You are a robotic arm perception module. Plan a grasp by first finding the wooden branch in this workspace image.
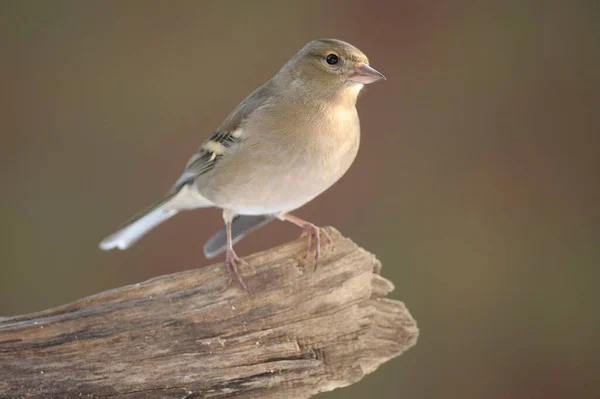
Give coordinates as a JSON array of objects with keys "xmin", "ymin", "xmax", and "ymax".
[{"xmin": 0, "ymin": 228, "xmax": 418, "ymax": 398}]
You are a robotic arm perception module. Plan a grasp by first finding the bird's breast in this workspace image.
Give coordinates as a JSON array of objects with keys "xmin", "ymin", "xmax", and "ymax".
[{"xmin": 198, "ymin": 103, "xmax": 361, "ymax": 215}]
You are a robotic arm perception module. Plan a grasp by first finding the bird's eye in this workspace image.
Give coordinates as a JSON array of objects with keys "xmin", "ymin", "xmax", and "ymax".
[{"xmin": 326, "ymin": 54, "xmax": 339, "ymax": 65}]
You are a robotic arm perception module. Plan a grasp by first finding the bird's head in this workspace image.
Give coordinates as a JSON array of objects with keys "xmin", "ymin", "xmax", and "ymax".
[{"xmin": 281, "ymin": 39, "xmax": 385, "ymax": 96}]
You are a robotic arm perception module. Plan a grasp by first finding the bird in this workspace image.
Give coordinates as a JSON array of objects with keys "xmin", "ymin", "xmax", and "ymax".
[{"xmin": 99, "ymin": 38, "xmax": 385, "ymax": 292}]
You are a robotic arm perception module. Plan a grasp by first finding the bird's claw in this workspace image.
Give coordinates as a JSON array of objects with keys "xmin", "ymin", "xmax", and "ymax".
[
  {"xmin": 301, "ymin": 224, "xmax": 334, "ymax": 270},
  {"xmin": 225, "ymin": 248, "xmax": 253, "ymax": 295}
]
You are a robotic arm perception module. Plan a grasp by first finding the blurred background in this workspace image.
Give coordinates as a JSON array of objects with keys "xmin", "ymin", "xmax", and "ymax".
[{"xmin": 1, "ymin": 1, "xmax": 599, "ymax": 398}]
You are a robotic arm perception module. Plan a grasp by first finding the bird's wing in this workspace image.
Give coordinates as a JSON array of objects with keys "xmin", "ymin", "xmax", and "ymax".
[{"xmin": 170, "ymin": 80, "xmax": 275, "ymax": 192}]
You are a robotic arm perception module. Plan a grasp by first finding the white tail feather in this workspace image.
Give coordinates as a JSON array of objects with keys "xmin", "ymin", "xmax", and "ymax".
[
  {"xmin": 99, "ymin": 185, "xmax": 213, "ymax": 251},
  {"xmin": 99, "ymin": 207, "xmax": 177, "ymax": 250}
]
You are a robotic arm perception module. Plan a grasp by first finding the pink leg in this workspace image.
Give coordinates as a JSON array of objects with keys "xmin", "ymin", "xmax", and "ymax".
[
  {"xmin": 279, "ymin": 213, "xmax": 333, "ymax": 270},
  {"xmin": 223, "ymin": 210, "xmax": 252, "ymax": 294}
]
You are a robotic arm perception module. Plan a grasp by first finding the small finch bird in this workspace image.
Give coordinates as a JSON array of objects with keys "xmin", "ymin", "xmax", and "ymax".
[{"xmin": 99, "ymin": 38, "xmax": 385, "ymax": 292}]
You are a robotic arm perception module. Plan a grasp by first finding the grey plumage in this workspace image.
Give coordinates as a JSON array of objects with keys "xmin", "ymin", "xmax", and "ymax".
[
  {"xmin": 99, "ymin": 195, "xmax": 178, "ymax": 251},
  {"xmin": 203, "ymin": 215, "xmax": 274, "ymax": 259}
]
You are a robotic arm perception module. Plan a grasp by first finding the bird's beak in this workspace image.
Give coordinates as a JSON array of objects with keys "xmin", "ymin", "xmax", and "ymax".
[{"xmin": 350, "ymin": 63, "xmax": 386, "ymax": 84}]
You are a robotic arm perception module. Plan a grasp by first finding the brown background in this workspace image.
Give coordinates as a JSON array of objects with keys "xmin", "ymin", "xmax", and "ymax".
[{"xmin": 1, "ymin": 1, "xmax": 599, "ymax": 398}]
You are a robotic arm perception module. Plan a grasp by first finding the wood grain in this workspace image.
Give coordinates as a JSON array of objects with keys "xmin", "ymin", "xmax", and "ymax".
[{"xmin": 0, "ymin": 228, "xmax": 418, "ymax": 398}]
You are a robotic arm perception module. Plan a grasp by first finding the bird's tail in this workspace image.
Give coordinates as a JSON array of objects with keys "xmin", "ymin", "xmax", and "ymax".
[
  {"xmin": 203, "ymin": 214, "xmax": 275, "ymax": 258},
  {"xmin": 99, "ymin": 185, "xmax": 211, "ymax": 251},
  {"xmin": 99, "ymin": 196, "xmax": 178, "ymax": 251}
]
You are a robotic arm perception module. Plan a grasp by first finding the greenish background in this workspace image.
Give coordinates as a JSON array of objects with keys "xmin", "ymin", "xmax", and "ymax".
[{"xmin": 1, "ymin": 1, "xmax": 598, "ymax": 398}]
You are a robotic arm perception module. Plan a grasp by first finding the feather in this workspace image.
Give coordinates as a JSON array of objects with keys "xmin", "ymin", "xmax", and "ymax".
[{"xmin": 203, "ymin": 214, "xmax": 274, "ymax": 258}]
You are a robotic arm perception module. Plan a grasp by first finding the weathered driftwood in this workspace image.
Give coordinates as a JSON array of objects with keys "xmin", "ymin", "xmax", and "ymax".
[{"xmin": 0, "ymin": 228, "xmax": 418, "ymax": 398}]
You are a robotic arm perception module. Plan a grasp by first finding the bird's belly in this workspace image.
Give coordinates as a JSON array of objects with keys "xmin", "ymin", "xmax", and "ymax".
[
  {"xmin": 203, "ymin": 132, "xmax": 359, "ymax": 215},
  {"xmin": 229, "ymin": 178, "xmax": 321, "ymax": 215},
  {"xmin": 219, "ymin": 159, "xmax": 344, "ymax": 215}
]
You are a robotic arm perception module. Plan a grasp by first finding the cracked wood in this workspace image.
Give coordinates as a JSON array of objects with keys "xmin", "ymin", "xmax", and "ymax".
[{"xmin": 0, "ymin": 228, "xmax": 418, "ymax": 398}]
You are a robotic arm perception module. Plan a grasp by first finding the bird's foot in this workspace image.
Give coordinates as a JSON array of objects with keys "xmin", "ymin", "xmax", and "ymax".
[
  {"xmin": 300, "ymin": 223, "xmax": 334, "ymax": 271},
  {"xmin": 225, "ymin": 248, "xmax": 253, "ymax": 295}
]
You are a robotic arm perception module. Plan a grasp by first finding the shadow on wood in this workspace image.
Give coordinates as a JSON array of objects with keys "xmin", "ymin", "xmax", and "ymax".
[{"xmin": 0, "ymin": 228, "xmax": 418, "ymax": 398}]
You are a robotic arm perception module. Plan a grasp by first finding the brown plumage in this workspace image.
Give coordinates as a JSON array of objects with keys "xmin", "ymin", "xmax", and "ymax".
[{"xmin": 99, "ymin": 38, "xmax": 385, "ymax": 292}]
